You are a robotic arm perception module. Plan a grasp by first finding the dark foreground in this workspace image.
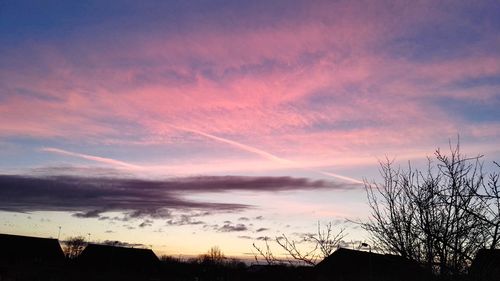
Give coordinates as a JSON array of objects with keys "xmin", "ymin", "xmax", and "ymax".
[
  {"xmin": 1, "ymin": 260, "xmax": 315, "ymax": 281},
  {"xmin": 1, "ymin": 232, "xmax": 498, "ymax": 281}
]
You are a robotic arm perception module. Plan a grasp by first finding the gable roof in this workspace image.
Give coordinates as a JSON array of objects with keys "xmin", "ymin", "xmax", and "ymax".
[
  {"xmin": 469, "ymin": 249, "xmax": 500, "ymax": 281},
  {"xmin": 0, "ymin": 233, "xmax": 65, "ymax": 264},
  {"xmin": 315, "ymin": 248, "xmax": 430, "ymax": 281},
  {"xmin": 78, "ymin": 243, "xmax": 159, "ymax": 271}
]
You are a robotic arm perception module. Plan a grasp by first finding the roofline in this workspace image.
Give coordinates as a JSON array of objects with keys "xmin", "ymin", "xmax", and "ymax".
[{"xmin": 0, "ymin": 232, "xmax": 59, "ymax": 241}]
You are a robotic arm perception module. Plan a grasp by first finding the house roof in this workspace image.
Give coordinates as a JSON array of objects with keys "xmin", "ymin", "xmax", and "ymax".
[
  {"xmin": 315, "ymin": 248, "xmax": 429, "ymax": 281},
  {"xmin": 471, "ymin": 248, "xmax": 500, "ymax": 266},
  {"xmin": 0, "ymin": 233, "xmax": 65, "ymax": 263},
  {"xmin": 78, "ymin": 243, "xmax": 159, "ymax": 271},
  {"xmin": 469, "ymin": 249, "xmax": 500, "ymax": 281}
]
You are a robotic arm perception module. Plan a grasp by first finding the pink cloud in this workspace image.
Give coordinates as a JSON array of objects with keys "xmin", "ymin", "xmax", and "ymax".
[{"xmin": 1, "ymin": 1, "xmax": 499, "ymax": 176}]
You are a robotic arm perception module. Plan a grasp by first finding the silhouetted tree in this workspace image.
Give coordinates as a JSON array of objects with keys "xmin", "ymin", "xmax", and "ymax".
[
  {"xmin": 160, "ymin": 255, "xmax": 183, "ymax": 263},
  {"xmin": 63, "ymin": 236, "xmax": 86, "ymax": 259},
  {"xmin": 253, "ymin": 221, "xmax": 346, "ymax": 265},
  {"xmin": 199, "ymin": 246, "xmax": 225, "ymax": 265},
  {"xmin": 253, "ymin": 237, "xmax": 280, "ymax": 265},
  {"xmin": 361, "ymin": 140, "xmax": 500, "ymax": 279},
  {"xmin": 468, "ymin": 161, "xmax": 500, "ymax": 249}
]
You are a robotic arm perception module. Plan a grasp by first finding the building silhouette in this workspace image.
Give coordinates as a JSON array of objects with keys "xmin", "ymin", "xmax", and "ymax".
[
  {"xmin": 0, "ymin": 233, "xmax": 65, "ymax": 266},
  {"xmin": 78, "ymin": 243, "xmax": 160, "ymax": 273},
  {"xmin": 0, "ymin": 233, "xmax": 65, "ymax": 280},
  {"xmin": 315, "ymin": 248, "xmax": 431, "ymax": 281},
  {"xmin": 469, "ymin": 249, "xmax": 500, "ymax": 281}
]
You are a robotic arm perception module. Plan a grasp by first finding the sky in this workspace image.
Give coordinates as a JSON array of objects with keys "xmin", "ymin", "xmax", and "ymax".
[{"xmin": 1, "ymin": 0, "xmax": 500, "ymax": 259}]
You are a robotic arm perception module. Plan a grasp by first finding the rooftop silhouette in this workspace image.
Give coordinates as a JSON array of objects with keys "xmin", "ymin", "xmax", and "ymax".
[
  {"xmin": 469, "ymin": 249, "xmax": 500, "ymax": 281},
  {"xmin": 0, "ymin": 233, "xmax": 64, "ymax": 265},
  {"xmin": 78, "ymin": 243, "xmax": 160, "ymax": 273},
  {"xmin": 315, "ymin": 248, "xmax": 431, "ymax": 281}
]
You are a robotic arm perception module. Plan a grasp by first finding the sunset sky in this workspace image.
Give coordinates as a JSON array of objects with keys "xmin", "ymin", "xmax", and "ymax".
[{"xmin": 1, "ymin": 1, "xmax": 500, "ymax": 259}]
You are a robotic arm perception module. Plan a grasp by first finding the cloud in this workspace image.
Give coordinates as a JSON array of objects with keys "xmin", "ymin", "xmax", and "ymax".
[
  {"xmin": 0, "ymin": 174, "xmax": 349, "ymax": 217},
  {"xmin": 73, "ymin": 209, "xmax": 103, "ymax": 218},
  {"xmin": 166, "ymin": 214, "xmax": 206, "ymax": 226},
  {"xmin": 0, "ymin": 1, "xmax": 499, "ymax": 189},
  {"xmin": 256, "ymin": 236, "xmax": 270, "ymax": 241},
  {"xmin": 256, "ymin": 228, "xmax": 269, "ymax": 233},
  {"xmin": 138, "ymin": 219, "xmax": 153, "ymax": 228},
  {"xmin": 101, "ymin": 240, "xmax": 145, "ymax": 248},
  {"xmin": 237, "ymin": 235, "xmax": 275, "ymax": 240},
  {"xmin": 217, "ymin": 223, "xmax": 248, "ymax": 232}
]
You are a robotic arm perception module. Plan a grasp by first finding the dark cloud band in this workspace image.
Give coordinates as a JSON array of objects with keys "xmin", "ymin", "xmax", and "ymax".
[{"xmin": 0, "ymin": 174, "xmax": 351, "ymax": 217}]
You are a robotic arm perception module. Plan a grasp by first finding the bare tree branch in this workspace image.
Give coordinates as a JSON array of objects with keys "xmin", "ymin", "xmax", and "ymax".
[
  {"xmin": 360, "ymin": 139, "xmax": 499, "ymax": 278},
  {"xmin": 252, "ymin": 222, "xmax": 346, "ymax": 266}
]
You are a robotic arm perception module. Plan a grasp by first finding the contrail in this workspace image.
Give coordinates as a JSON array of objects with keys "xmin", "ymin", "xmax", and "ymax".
[
  {"xmin": 41, "ymin": 147, "xmax": 143, "ymax": 170},
  {"xmin": 317, "ymin": 171, "xmax": 363, "ymax": 184},
  {"xmin": 42, "ymin": 131, "xmax": 364, "ymax": 184},
  {"xmin": 170, "ymin": 126, "xmax": 363, "ymax": 184},
  {"xmin": 171, "ymin": 126, "xmax": 292, "ymax": 165}
]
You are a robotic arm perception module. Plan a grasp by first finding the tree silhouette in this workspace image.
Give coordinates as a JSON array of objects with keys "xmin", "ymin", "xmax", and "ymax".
[
  {"xmin": 361, "ymin": 140, "xmax": 500, "ymax": 279},
  {"xmin": 63, "ymin": 236, "xmax": 86, "ymax": 259},
  {"xmin": 199, "ymin": 246, "xmax": 225, "ymax": 265},
  {"xmin": 253, "ymin": 221, "xmax": 346, "ymax": 265}
]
